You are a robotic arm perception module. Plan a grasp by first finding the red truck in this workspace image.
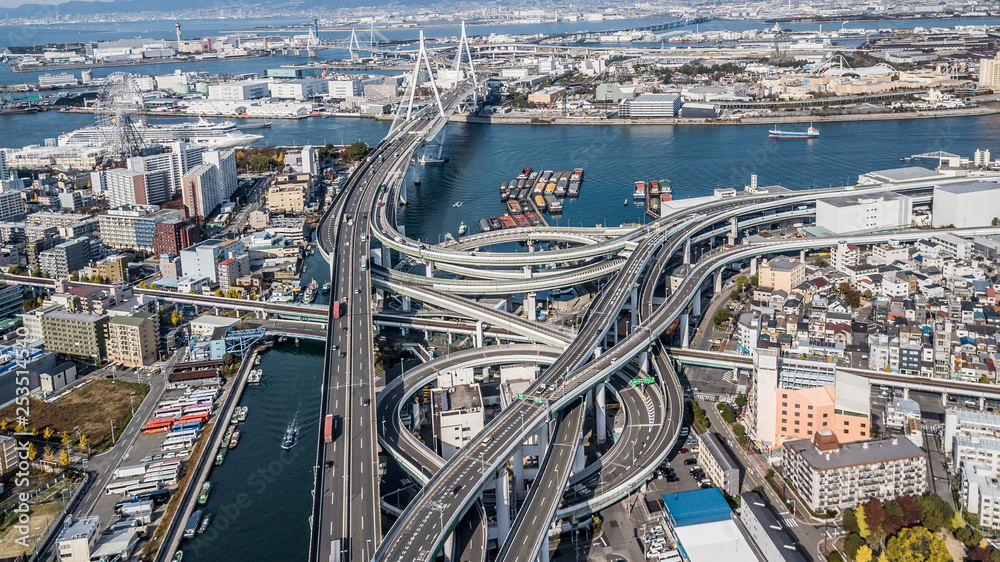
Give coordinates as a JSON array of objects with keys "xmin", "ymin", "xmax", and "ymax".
[
  {"xmin": 332, "ymin": 301, "xmax": 342, "ymax": 319},
  {"xmin": 324, "ymin": 414, "xmax": 335, "ymax": 443}
]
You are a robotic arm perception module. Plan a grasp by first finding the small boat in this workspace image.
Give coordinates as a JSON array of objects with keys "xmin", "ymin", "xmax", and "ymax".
[
  {"xmin": 237, "ymin": 406, "xmax": 248, "ymax": 422},
  {"xmin": 321, "ymin": 282, "xmax": 331, "ymax": 294},
  {"xmin": 197, "ymin": 481, "xmax": 211, "ymax": 505},
  {"xmin": 624, "ymin": 199, "xmax": 628, "ymax": 206},
  {"xmin": 222, "ymin": 425, "xmax": 235, "ymax": 447},
  {"xmin": 230, "ymin": 412, "xmax": 240, "ymax": 425},
  {"xmin": 229, "ymin": 429, "xmax": 241, "ymax": 449},
  {"xmin": 458, "ymin": 221, "xmax": 468, "ymax": 235},
  {"xmin": 769, "ymin": 125, "xmax": 819, "ymax": 138},
  {"xmin": 173, "ymin": 552, "xmax": 184, "ymax": 562},
  {"xmin": 197, "ymin": 513, "xmax": 212, "ymax": 534},
  {"xmin": 215, "ymin": 448, "xmax": 227, "ymax": 466},
  {"xmin": 453, "ymin": 201, "xmax": 463, "ymax": 208},
  {"xmin": 183, "ymin": 511, "xmax": 201, "ymax": 538},
  {"xmin": 254, "ymin": 356, "xmax": 260, "ymax": 366},
  {"xmin": 282, "ymin": 425, "xmax": 297, "ymax": 450}
]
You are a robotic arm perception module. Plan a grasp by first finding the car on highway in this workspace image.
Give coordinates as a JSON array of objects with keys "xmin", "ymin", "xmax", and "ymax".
[
  {"xmin": 339, "ymin": 351, "xmax": 346, "ymax": 358},
  {"xmin": 354, "ymin": 287, "xmax": 361, "ymax": 294},
  {"xmin": 450, "ymin": 485, "xmax": 462, "ymax": 495},
  {"xmin": 342, "ymin": 327, "xmax": 348, "ymax": 332}
]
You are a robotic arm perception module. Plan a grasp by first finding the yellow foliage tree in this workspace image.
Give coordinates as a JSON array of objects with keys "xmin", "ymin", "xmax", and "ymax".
[
  {"xmin": 876, "ymin": 552, "xmax": 888, "ymax": 562},
  {"xmin": 855, "ymin": 544, "xmax": 873, "ymax": 562},
  {"xmin": 60, "ymin": 431, "xmax": 71, "ymax": 446},
  {"xmin": 884, "ymin": 526, "xmax": 951, "ymax": 562},
  {"xmin": 27, "ymin": 442, "xmax": 37, "ymax": 461},
  {"xmin": 59, "ymin": 449, "xmax": 70, "ymax": 466},
  {"xmin": 856, "ymin": 504, "xmax": 870, "ymax": 539},
  {"xmin": 42, "ymin": 427, "xmax": 54, "ymax": 440},
  {"xmin": 80, "ymin": 434, "xmax": 89, "ymax": 450},
  {"xmin": 42, "ymin": 446, "xmax": 55, "ymax": 463},
  {"xmin": 0, "ymin": 420, "xmax": 7, "ymax": 432}
]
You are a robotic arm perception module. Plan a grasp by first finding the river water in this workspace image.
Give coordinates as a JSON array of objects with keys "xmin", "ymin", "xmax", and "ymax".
[{"xmin": 182, "ymin": 341, "xmax": 324, "ymax": 562}]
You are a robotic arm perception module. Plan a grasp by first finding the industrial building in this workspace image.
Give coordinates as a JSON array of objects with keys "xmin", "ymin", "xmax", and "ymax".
[
  {"xmin": 814, "ymin": 191, "xmax": 913, "ymax": 234},
  {"xmin": 932, "ymin": 180, "xmax": 1000, "ymax": 228},
  {"xmin": 737, "ymin": 492, "xmax": 810, "ymax": 562},
  {"xmin": 661, "ymin": 489, "xmax": 764, "ymax": 562},
  {"xmin": 696, "ymin": 432, "xmax": 741, "ymax": 496},
  {"xmin": 618, "ymin": 93, "xmax": 681, "ymax": 117}
]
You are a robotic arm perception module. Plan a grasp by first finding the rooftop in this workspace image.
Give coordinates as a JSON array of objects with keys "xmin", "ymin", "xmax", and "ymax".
[
  {"xmin": 673, "ymin": 519, "xmax": 764, "ymax": 562},
  {"xmin": 818, "ymin": 191, "xmax": 910, "ymax": 208},
  {"xmin": 865, "ymin": 166, "xmax": 944, "ymax": 182},
  {"xmin": 934, "ymin": 180, "xmax": 1000, "ymax": 195},
  {"xmin": 662, "ymin": 488, "xmax": 732, "ymax": 527},
  {"xmin": 785, "ymin": 434, "xmax": 925, "ymax": 470},
  {"xmin": 109, "ymin": 311, "xmax": 154, "ymax": 327},
  {"xmin": 738, "ymin": 492, "xmax": 810, "ymax": 562},
  {"xmin": 56, "ymin": 515, "xmax": 98, "ymax": 542}
]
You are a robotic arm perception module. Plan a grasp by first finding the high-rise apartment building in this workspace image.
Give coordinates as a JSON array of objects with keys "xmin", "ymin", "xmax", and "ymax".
[{"xmin": 107, "ymin": 311, "xmax": 158, "ymax": 367}]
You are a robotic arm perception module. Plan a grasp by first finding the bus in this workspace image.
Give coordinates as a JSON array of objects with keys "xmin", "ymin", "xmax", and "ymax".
[
  {"xmin": 166, "ymin": 429, "xmax": 199, "ymax": 440},
  {"xmin": 173, "ymin": 421, "xmax": 203, "ymax": 432},
  {"xmin": 154, "ymin": 406, "xmax": 182, "ymax": 417},
  {"xmin": 132, "ymin": 488, "xmax": 170, "ymax": 505},
  {"xmin": 183, "ymin": 405, "xmax": 212, "ymax": 415},
  {"xmin": 105, "ymin": 480, "xmax": 141, "ymax": 495},
  {"xmin": 147, "ymin": 460, "xmax": 182, "ymax": 470},
  {"xmin": 123, "ymin": 482, "xmax": 162, "ymax": 497}
]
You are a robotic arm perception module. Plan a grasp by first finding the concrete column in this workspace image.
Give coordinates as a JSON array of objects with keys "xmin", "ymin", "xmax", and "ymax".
[
  {"xmin": 528, "ymin": 239, "xmax": 535, "ymax": 252},
  {"xmin": 526, "ymin": 293, "xmax": 537, "ymax": 321},
  {"xmin": 596, "ymin": 384, "xmax": 607, "ymax": 443},
  {"xmin": 573, "ymin": 437, "xmax": 585, "ymax": 474},
  {"xmin": 495, "ymin": 469, "xmax": 512, "ymax": 540},
  {"xmin": 692, "ymin": 286, "xmax": 701, "ymax": 317},
  {"xmin": 981, "ymin": 396, "xmax": 987, "ymax": 410},
  {"xmin": 727, "ymin": 232, "xmax": 736, "ymax": 245},
  {"xmin": 411, "ymin": 157, "xmax": 421, "ymax": 185},
  {"xmin": 750, "ymin": 257, "xmax": 757, "ymax": 276},
  {"xmin": 903, "ymin": 387, "xmax": 909, "ymax": 400},
  {"xmin": 613, "ymin": 321, "xmax": 618, "ymax": 345},
  {"xmin": 594, "ymin": 347, "xmax": 602, "ymax": 359},
  {"xmin": 630, "ymin": 286, "xmax": 639, "ymax": 327},
  {"xmin": 513, "ymin": 446, "xmax": 525, "ymax": 493},
  {"xmin": 426, "ymin": 260, "xmax": 435, "ymax": 278},
  {"xmin": 715, "ymin": 269, "xmax": 723, "ymax": 293},
  {"xmin": 400, "ymin": 176, "xmax": 409, "ymax": 204},
  {"xmin": 800, "ymin": 249, "xmax": 806, "ymax": 263},
  {"xmin": 443, "ymin": 535, "xmax": 454, "ymax": 562},
  {"xmin": 402, "ymin": 295, "xmax": 412, "ymax": 312},
  {"xmin": 681, "ymin": 313, "xmax": 690, "ymax": 348},
  {"xmin": 639, "ymin": 351, "xmax": 649, "ymax": 376},
  {"xmin": 730, "ymin": 216, "xmax": 738, "ymax": 239},
  {"xmin": 683, "ymin": 238, "xmax": 691, "ymax": 265},
  {"xmin": 942, "ymin": 393, "xmax": 948, "ymax": 406},
  {"xmin": 447, "ymin": 332, "xmax": 453, "ymax": 345},
  {"xmin": 475, "ymin": 321, "xmax": 484, "ymax": 348},
  {"xmin": 538, "ymin": 541, "xmax": 550, "ymax": 562}
]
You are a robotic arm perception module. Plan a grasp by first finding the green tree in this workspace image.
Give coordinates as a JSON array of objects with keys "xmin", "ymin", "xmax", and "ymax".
[
  {"xmin": 949, "ymin": 510, "xmax": 965, "ymax": 532},
  {"xmin": 345, "ymin": 141, "xmax": 370, "ymax": 162},
  {"xmin": 844, "ymin": 505, "xmax": 859, "ymax": 534},
  {"xmin": 845, "ymin": 534, "xmax": 866, "ymax": 559},
  {"xmin": 249, "ymin": 152, "xmax": 275, "ymax": 172},
  {"xmin": 749, "ymin": 273, "xmax": 759, "ymax": 287},
  {"xmin": 713, "ymin": 308, "xmax": 732, "ymax": 327},
  {"xmin": 855, "ymin": 544, "xmax": 873, "ymax": 562},
  {"xmin": 856, "ymin": 504, "xmax": 870, "ymax": 538},
  {"xmin": 30, "ymin": 267, "xmax": 42, "ymax": 277},
  {"xmin": 735, "ymin": 394, "xmax": 747, "ymax": 408},
  {"xmin": 7, "ymin": 265, "xmax": 20, "ymax": 275},
  {"xmin": 884, "ymin": 526, "xmax": 951, "ymax": 562},
  {"xmin": 717, "ymin": 402, "xmax": 736, "ymax": 423}
]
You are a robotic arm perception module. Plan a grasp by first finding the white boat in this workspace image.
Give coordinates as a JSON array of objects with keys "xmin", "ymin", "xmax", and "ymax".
[
  {"xmin": 58, "ymin": 117, "xmax": 263, "ymax": 149},
  {"xmin": 453, "ymin": 202, "xmax": 463, "ymax": 208},
  {"xmin": 458, "ymin": 221, "xmax": 468, "ymax": 235}
]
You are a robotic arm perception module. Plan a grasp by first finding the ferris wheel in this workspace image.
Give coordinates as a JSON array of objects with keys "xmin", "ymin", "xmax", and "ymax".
[{"xmin": 95, "ymin": 72, "xmax": 146, "ymax": 161}]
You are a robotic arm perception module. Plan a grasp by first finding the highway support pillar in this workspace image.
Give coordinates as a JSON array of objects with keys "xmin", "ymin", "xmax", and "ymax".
[
  {"xmin": 523, "ymin": 266, "xmax": 532, "ymax": 279},
  {"xmin": 692, "ymin": 284, "xmax": 702, "ymax": 317},
  {"xmin": 942, "ymin": 393, "xmax": 948, "ymax": 407},
  {"xmin": 526, "ymin": 293, "xmax": 537, "ymax": 321},
  {"xmin": 727, "ymin": 232, "xmax": 736, "ymax": 245},
  {"xmin": 426, "ymin": 260, "xmax": 435, "ymax": 278},
  {"xmin": 715, "ymin": 269, "xmax": 723, "ymax": 294},
  {"xmin": 475, "ymin": 321, "xmax": 484, "ymax": 347},
  {"xmin": 573, "ymin": 435, "xmax": 585, "ymax": 475},
  {"xmin": 447, "ymin": 332, "xmax": 453, "ymax": 345},
  {"xmin": 399, "ymin": 176, "xmax": 409, "ymax": 204},
  {"xmin": 683, "ymin": 238, "xmax": 691, "ymax": 265},
  {"xmin": 528, "ymin": 239, "xmax": 534, "ymax": 252},
  {"xmin": 729, "ymin": 216, "xmax": 738, "ymax": 241},
  {"xmin": 596, "ymin": 384, "xmax": 607, "ymax": 443},
  {"xmin": 513, "ymin": 447, "xmax": 525, "ymax": 495},
  {"xmin": 443, "ymin": 535, "xmax": 454, "ymax": 562},
  {"xmin": 681, "ymin": 313, "xmax": 690, "ymax": 348},
  {"xmin": 750, "ymin": 257, "xmax": 757, "ymax": 276},
  {"xmin": 630, "ymin": 286, "xmax": 639, "ymax": 328},
  {"xmin": 903, "ymin": 387, "xmax": 909, "ymax": 400},
  {"xmin": 411, "ymin": 156, "xmax": 421, "ymax": 185},
  {"xmin": 380, "ymin": 245, "xmax": 392, "ymax": 270},
  {"xmin": 495, "ymin": 469, "xmax": 512, "ymax": 541},
  {"xmin": 800, "ymin": 249, "xmax": 806, "ymax": 263},
  {"xmin": 982, "ymin": 396, "xmax": 987, "ymax": 411},
  {"xmin": 538, "ymin": 541, "xmax": 550, "ymax": 562},
  {"xmin": 402, "ymin": 295, "xmax": 412, "ymax": 312}
]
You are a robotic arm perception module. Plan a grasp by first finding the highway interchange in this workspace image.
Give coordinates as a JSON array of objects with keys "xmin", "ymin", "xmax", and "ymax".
[{"xmin": 296, "ymin": 68, "xmax": 1000, "ymax": 562}]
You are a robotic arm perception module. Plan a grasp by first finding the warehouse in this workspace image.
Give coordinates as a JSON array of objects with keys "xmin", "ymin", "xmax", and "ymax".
[
  {"xmin": 618, "ymin": 93, "xmax": 681, "ymax": 117},
  {"xmin": 932, "ymin": 180, "xmax": 1000, "ymax": 228},
  {"xmin": 815, "ymin": 191, "xmax": 912, "ymax": 234}
]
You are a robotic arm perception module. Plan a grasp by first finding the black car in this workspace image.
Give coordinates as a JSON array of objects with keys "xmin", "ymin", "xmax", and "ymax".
[
  {"xmin": 684, "ymin": 458, "xmax": 697, "ymax": 465},
  {"xmin": 667, "ymin": 476, "xmax": 680, "ymax": 482},
  {"xmin": 450, "ymin": 485, "xmax": 461, "ymax": 495}
]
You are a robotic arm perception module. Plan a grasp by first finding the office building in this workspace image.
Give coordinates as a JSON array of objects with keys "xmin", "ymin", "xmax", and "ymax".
[
  {"xmin": 783, "ymin": 431, "xmax": 928, "ymax": 512},
  {"xmin": 153, "ymin": 217, "xmax": 201, "ymax": 256},
  {"xmin": 430, "ymin": 384, "xmax": 485, "ymax": 460},
  {"xmin": 747, "ymin": 349, "xmax": 871, "ymax": 454},
  {"xmin": 944, "ymin": 409, "xmax": 1000, "ymax": 454},
  {"xmin": 39, "ymin": 236, "xmax": 91, "ymax": 279},
  {"xmin": 758, "ymin": 258, "xmax": 806, "ymax": 293},
  {"xmin": 104, "ymin": 168, "xmax": 168, "ymax": 207},
  {"xmin": 179, "ymin": 238, "xmax": 245, "ymax": 283},
  {"xmin": 202, "ymin": 148, "xmax": 238, "ymax": 200},
  {"xmin": 181, "ymin": 163, "xmax": 220, "ymax": 219},
  {"xmin": 207, "ymin": 80, "xmax": 271, "ymax": 100},
  {"xmin": 327, "ymin": 79, "xmax": 362, "ymax": 98},
  {"xmin": 738, "ymin": 492, "xmax": 810, "ymax": 562},
  {"xmin": 0, "ymin": 150, "xmax": 6, "ymax": 181},
  {"xmin": 933, "ymin": 181, "xmax": 1000, "ymax": 228},
  {"xmin": 107, "ymin": 311, "xmax": 158, "ymax": 367},
  {"xmin": 55, "ymin": 515, "xmax": 100, "ymax": 562},
  {"xmin": 815, "ymin": 192, "xmax": 913, "ymax": 234},
  {"xmin": 595, "ymin": 83, "xmax": 636, "ymax": 103},
  {"xmin": 269, "ymin": 78, "xmax": 328, "ymax": 100},
  {"xmin": 618, "ymin": 93, "xmax": 682, "ymax": 117},
  {"xmin": 40, "ymin": 310, "xmax": 109, "ymax": 361},
  {"xmin": 217, "ymin": 255, "xmax": 250, "ymax": 290},
  {"xmin": 97, "ymin": 207, "xmax": 185, "ymax": 252},
  {"xmin": 0, "ymin": 284, "xmax": 22, "ymax": 320}
]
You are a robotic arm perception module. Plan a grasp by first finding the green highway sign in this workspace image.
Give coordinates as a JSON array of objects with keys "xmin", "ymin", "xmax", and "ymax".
[
  {"xmin": 629, "ymin": 377, "xmax": 655, "ymax": 386},
  {"xmin": 532, "ymin": 397, "xmax": 544, "ymax": 403},
  {"xmin": 514, "ymin": 394, "xmax": 525, "ymax": 400}
]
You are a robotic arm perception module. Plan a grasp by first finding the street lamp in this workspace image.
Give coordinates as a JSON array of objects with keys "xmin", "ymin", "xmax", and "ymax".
[
  {"xmin": 110, "ymin": 419, "xmax": 116, "ymax": 444},
  {"xmin": 129, "ymin": 392, "xmax": 135, "ymax": 417}
]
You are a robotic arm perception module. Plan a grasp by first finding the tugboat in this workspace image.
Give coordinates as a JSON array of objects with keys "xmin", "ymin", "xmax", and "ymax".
[
  {"xmin": 214, "ymin": 448, "xmax": 227, "ymax": 466},
  {"xmin": 183, "ymin": 511, "xmax": 202, "ymax": 539},
  {"xmin": 282, "ymin": 425, "xmax": 297, "ymax": 450},
  {"xmin": 237, "ymin": 406, "xmax": 248, "ymax": 422},
  {"xmin": 303, "ymin": 279, "xmax": 318, "ymax": 304},
  {"xmin": 229, "ymin": 429, "xmax": 241, "ymax": 449},
  {"xmin": 197, "ymin": 481, "xmax": 211, "ymax": 505},
  {"xmin": 458, "ymin": 221, "xmax": 468, "ymax": 236},
  {"xmin": 321, "ymin": 282, "xmax": 331, "ymax": 294}
]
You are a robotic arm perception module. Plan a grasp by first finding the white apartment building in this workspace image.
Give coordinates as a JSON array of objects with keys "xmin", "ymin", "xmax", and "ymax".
[
  {"xmin": 104, "ymin": 168, "xmax": 168, "ymax": 207},
  {"xmin": 871, "ymin": 243, "xmax": 909, "ymax": 264},
  {"xmin": 430, "ymin": 384, "xmax": 485, "ymax": 460},
  {"xmin": 944, "ymin": 409, "xmax": 1000, "ymax": 454},
  {"xmin": 961, "ymin": 462, "xmax": 1000, "ymax": 530},
  {"xmin": 783, "ymin": 431, "xmax": 928, "ymax": 512},
  {"xmin": 202, "ymin": 148, "xmax": 237, "ymax": 200},
  {"xmin": 126, "ymin": 142, "xmax": 203, "ymax": 197},
  {"xmin": 0, "ymin": 190, "xmax": 25, "ymax": 222},
  {"xmin": 831, "ymin": 243, "xmax": 860, "ymax": 272},
  {"xmin": 181, "ymin": 163, "xmax": 220, "ymax": 219}
]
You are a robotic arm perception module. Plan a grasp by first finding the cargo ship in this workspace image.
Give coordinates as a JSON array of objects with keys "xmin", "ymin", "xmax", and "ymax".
[
  {"xmin": 633, "ymin": 181, "xmax": 646, "ymax": 200},
  {"xmin": 302, "ymin": 279, "xmax": 318, "ymax": 304},
  {"xmin": 649, "ymin": 181, "xmax": 661, "ymax": 198},
  {"xmin": 282, "ymin": 425, "xmax": 296, "ymax": 450},
  {"xmin": 507, "ymin": 200, "xmax": 523, "ymax": 214},
  {"xmin": 568, "ymin": 169, "xmax": 583, "ymax": 197},
  {"xmin": 533, "ymin": 194, "xmax": 547, "ymax": 211},
  {"xmin": 769, "ymin": 126, "xmax": 819, "ymax": 138}
]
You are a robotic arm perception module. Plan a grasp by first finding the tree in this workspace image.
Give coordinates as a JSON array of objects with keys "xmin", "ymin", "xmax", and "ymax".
[
  {"xmin": 845, "ymin": 534, "xmax": 866, "ymax": 559},
  {"xmin": 855, "ymin": 504, "xmax": 870, "ymax": 538},
  {"xmin": 249, "ymin": 152, "xmax": 275, "ymax": 172},
  {"xmin": 0, "ymin": 420, "xmax": 7, "ymax": 432},
  {"xmin": 749, "ymin": 273, "xmax": 759, "ymax": 287},
  {"xmin": 876, "ymin": 552, "xmax": 889, "ymax": 562},
  {"xmin": 59, "ymin": 449, "xmax": 70, "ymax": 466},
  {"xmin": 735, "ymin": 394, "xmax": 747, "ymax": 408},
  {"xmin": 61, "ymin": 431, "xmax": 71, "ymax": 446},
  {"xmin": 896, "ymin": 495, "xmax": 922, "ymax": 526},
  {"xmin": 864, "ymin": 498, "xmax": 886, "ymax": 538},
  {"xmin": 42, "ymin": 446, "xmax": 55, "ymax": 463},
  {"xmin": 30, "ymin": 267, "xmax": 42, "ymax": 278},
  {"xmin": 844, "ymin": 506, "xmax": 859, "ymax": 534},
  {"xmin": 226, "ymin": 288, "xmax": 239, "ymax": 299},
  {"xmin": 713, "ymin": 308, "xmax": 732, "ymax": 327},
  {"xmin": 79, "ymin": 434, "xmax": 89, "ymax": 450},
  {"xmin": 27, "ymin": 442, "xmax": 37, "ymax": 461},
  {"xmin": 345, "ymin": 141, "xmax": 370, "ymax": 162},
  {"xmin": 42, "ymin": 427, "xmax": 54, "ymax": 440},
  {"xmin": 7, "ymin": 265, "xmax": 20, "ymax": 275},
  {"xmin": 949, "ymin": 510, "xmax": 965, "ymax": 532},
  {"xmin": 171, "ymin": 310, "xmax": 182, "ymax": 326},
  {"xmin": 916, "ymin": 493, "xmax": 952, "ymax": 531},
  {"xmin": 884, "ymin": 526, "xmax": 951, "ymax": 562},
  {"xmin": 70, "ymin": 272, "xmax": 79, "ymax": 281},
  {"xmin": 717, "ymin": 402, "xmax": 737, "ymax": 423},
  {"xmin": 839, "ymin": 282, "xmax": 852, "ymax": 295},
  {"xmin": 213, "ymin": 289, "xmax": 224, "ymax": 297},
  {"xmin": 855, "ymin": 544, "xmax": 873, "ymax": 562}
]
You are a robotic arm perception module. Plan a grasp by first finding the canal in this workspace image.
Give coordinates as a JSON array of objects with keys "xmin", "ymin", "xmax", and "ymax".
[{"xmin": 182, "ymin": 341, "xmax": 324, "ymax": 562}]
